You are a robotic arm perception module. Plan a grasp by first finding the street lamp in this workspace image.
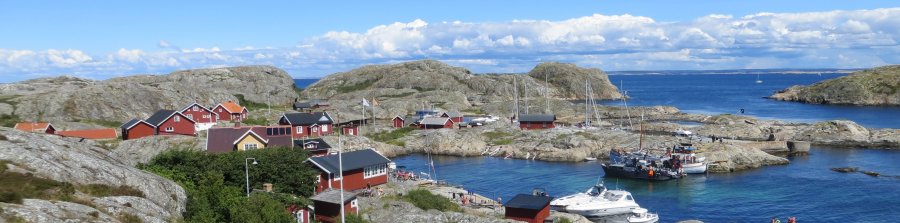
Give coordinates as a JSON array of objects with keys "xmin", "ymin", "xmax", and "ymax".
[{"xmin": 245, "ymin": 158, "xmax": 258, "ymax": 197}]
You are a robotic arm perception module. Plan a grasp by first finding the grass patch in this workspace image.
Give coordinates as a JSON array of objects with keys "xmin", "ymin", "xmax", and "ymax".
[
  {"xmin": 555, "ymin": 134, "xmax": 571, "ymax": 141},
  {"xmin": 344, "ymin": 214, "xmax": 370, "ymax": 223},
  {"xmin": 558, "ymin": 217, "xmax": 574, "ymax": 223},
  {"xmin": 234, "ymin": 94, "xmax": 271, "ymax": 111},
  {"xmin": 241, "ymin": 116, "xmax": 269, "ymax": 126},
  {"xmin": 381, "ymin": 92, "xmax": 415, "ymax": 98},
  {"xmin": 117, "ymin": 213, "xmax": 142, "ymax": 223},
  {"xmin": 0, "ymin": 114, "xmax": 21, "ymax": 128},
  {"xmin": 462, "ymin": 108, "xmax": 484, "ymax": 115},
  {"xmin": 0, "ymin": 160, "xmax": 10, "ymax": 172},
  {"xmin": 77, "ymin": 184, "xmax": 145, "ymax": 198},
  {"xmin": 337, "ymin": 79, "xmax": 376, "ymax": 94},
  {"xmin": 96, "ymin": 140, "xmax": 121, "ymax": 151},
  {"xmin": 574, "ymin": 131, "xmax": 599, "ymax": 140},
  {"xmin": 0, "ymin": 171, "xmax": 75, "ymax": 204},
  {"xmin": 482, "ymin": 131, "xmax": 515, "ymax": 145},
  {"xmin": 368, "ymin": 127, "xmax": 415, "ymax": 147},
  {"xmin": 401, "ymin": 189, "xmax": 461, "ymax": 212}
]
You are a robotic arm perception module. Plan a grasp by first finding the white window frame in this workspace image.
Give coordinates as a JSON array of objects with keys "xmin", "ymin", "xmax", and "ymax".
[
  {"xmin": 350, "ymin": 199, "xmax": 358, "ymax": 208},
  {"xmin": 333, "ymin": 173, "xmax": 341, "ymax": 181},
  {"xmin": 297, "ymin": 126, "xmax": 303, "ymax": 134},
  {"xmin": 174, "ymin": 116, "xmax": 180, "ymax": 122},
  {"xmin": 193, "ymin": 106, "xmax": 199, "ymax": 111},
  {"xmin": 186, "ymin": 114, "xmax": 193, "ymax": 120},
  {"xmin": 244, "ymin": 143, "xmax": 259, "ymax": 150},
  {"xmin": 312, "ymin": 126, "xmax": 318, "ymax": 133},
  {"xmin": 165, "ymin": 127, "xmax": 174, "ymax": 132},
  {"xmin": 364, "ymin": 163, "xmax": 387, "ymax": 179},
  {"xmin": 322, "ymin": 124, "xmax": 329, "ymax": 132}
]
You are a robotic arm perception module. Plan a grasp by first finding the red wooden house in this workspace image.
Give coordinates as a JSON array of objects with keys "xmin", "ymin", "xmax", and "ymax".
[
  {"xmin": 212, "ymin": 101, "xmax": 248, "ymax": 122},
  {"xmin": 146, "ymin": 110, "xmax": 196, "ymax": 136},
  {"xmin": 440, "ymin": 111, "xmax": 464, "ymax": 123},
  {"xmin": 14, "ymin": 122, "xmax": 56, "ymax": 134},
  {"xmin": 419, "ymin": 117, "xmax": 454, "ymax": 129},
  {"xmin": 341, "ymin": 125, "xmax": 359, "ymax": 136},
  {"xmin": 310, "ymin": 190, "xmax": 358, "ymax": 223},
  {"xmin": 279, "ymin": 112, "xmax": 334, "ymax": 138},
  {"xmin": 205, "ymin": 126, "xmax": 293, "ymax": 153},
  {"xmin": 391, "ymin": 116, "xmax": 405, "ymax": 128},
  {"xmin": 307, "ymin": 149, "xmax": 391, "ymax": 193},
  {"xmin": 504, "ymin": 194, "xmax": 552, "ymax": 223},
  {"xmin": 518, "ymin": 114, "xmax": 556, "ymax": 130},
  {"xmin": 180, "ymin": 102, "xmax": 218, "ymax": 124},
  {"xmin": 120, "ymin": 119, "xmax": 155, "ymax": 140}
]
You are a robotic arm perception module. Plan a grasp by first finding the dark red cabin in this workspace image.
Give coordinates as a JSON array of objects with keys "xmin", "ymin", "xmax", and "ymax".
[
  {"xmin": 518, "ymin": 114, "xmax": 556, "ymax": 130},
  {"xmin": 504, "ymin": 194, "xmax": 552, "ymax": 223}
]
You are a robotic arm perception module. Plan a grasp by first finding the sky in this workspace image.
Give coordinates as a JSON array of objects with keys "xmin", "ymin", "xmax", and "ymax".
[{"xmin": 1, "ymin": 0, "xmax": 899, "ymax": 82}]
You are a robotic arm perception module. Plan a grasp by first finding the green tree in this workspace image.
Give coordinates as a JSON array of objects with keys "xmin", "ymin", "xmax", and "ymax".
[{"xmin": 229, "ymin": 193, "xmax": 294, "ymax": 223}]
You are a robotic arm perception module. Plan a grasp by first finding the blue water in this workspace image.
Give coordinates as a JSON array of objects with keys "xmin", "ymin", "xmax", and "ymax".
[
  {"xmin": 294, "ymin": 79, "xmax": 319, "ymax": 89},
  {"xmin": 394, "ymin": 148, "xmax": 900, "ymax": 222},
  {"xmin": 602, "ymin": 73, "xmax": 900, "ymax": 128}
]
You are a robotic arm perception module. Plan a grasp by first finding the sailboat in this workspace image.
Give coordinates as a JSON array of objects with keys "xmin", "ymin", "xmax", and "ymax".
[{"xmin": 755, "ymin": 74, "xmax": 763, "ymax": 84}]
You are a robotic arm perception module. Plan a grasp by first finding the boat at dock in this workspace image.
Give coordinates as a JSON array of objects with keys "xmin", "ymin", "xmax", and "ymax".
[
  {"xmin": 603, "ymin": 150, "xmax": 682, "ymax": 181},
  {"xmin": 670, "ymin": 143, "xmax": 708, "ymax": 174},
  {"xmin": 626, "ymin": 208, "xmax": 659, "ymax": 223},
  {"xmin": 550, "ymin": 184, "xmax": 641, "ymax": 218}
]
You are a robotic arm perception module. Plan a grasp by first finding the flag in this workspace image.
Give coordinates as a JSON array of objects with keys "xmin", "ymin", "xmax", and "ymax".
[
  {"xmin": 372, "ymin": 98, "xmax": 379, "ymax": 106},
  {"xmin": 361, "ymin": 98, "xmax": 370, "ymax": 107}
]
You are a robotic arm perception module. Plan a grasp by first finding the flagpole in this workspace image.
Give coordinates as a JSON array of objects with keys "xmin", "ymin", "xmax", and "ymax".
[{"xmin": 338, "ymin": 134, "xmax": 345, "ymax": 222}]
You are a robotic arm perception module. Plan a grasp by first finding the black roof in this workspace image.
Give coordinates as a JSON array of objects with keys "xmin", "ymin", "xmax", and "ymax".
[
  {"xmin": 293, "ymin": 102, "xmax": 311, "ymax": 109},
  {"xmin": 518, "ymin": 114, "xmax": 556, "ymax": 122},
  {"xmin": 504, "ymin": 194, "xmax": 551, "ymax": 210},
  {"xmin": 308, "ymin": 149, "xmax": 391, "ymax": 174},
  {"xmin": 294, "ymin": 138, "xmax": 332, "ymax": 151},
  {"xmin": 146, "ymin": 110, "xmax": 178, "ymax": 126},
  {"xmin": 282, "ymin": 112, "xmax": 333, "ymax": 125},
  {"xmin": 120, "ymin": 118, "xmax": 141, "ymax": 129},
  {"xmin": 310, "ymin": 189, "xmax": 357, "ymax": 204}
]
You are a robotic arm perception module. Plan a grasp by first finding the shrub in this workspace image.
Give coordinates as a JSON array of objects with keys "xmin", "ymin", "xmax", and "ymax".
[
  {"xmin": 368, "ymin": 127, "xmax": 415, "ymax": 146},
  {"xmin": 0, "ymin": 171, "xmax": 75, "ymax": 204},
  {"xmin": 241, "ymin": 116, "xmax": 270, "ymax": 126},
  {"xmin": 343, "ymin": 214, "xmax": 370, "ymax": 223},
  {"xmin": 483, "ymin": 131, "xmax": 514, "ymax": 145},
  {"xmin": 78, "ymin": 184, "xmax": 145, "ymax": 198},
  {"xmin": 0, "ymin": 192, "xmax": 23, "ymax": 204},
  {"xmin": 402, "ymin": 189, "xmax": 461, "ymax": 212},
  {"xmin": 0, "ymin": 114, "xmax": 21, "ymax": 128},
  {"xmin": 558, "ymin": 217, "xmax": 573, "ymax": 223},
  {"xmin": 234, "ymin": 94, "xmax": 271, "ymax": 111}
]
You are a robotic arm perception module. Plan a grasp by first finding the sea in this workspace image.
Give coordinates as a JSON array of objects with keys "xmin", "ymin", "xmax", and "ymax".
[{"xmin": 295, "ymin": 71, "xmax": 900, "ymax": 222}]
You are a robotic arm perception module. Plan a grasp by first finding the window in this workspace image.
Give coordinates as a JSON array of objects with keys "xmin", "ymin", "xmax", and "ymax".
[
  {"xmin": 322, "ymin": 125, "xmax": 329, "ymax": 132},
  {"xmin": 312, "ymin": 127, "xmax": 318, "ymax": 133},
  {"xmin": 165, "ymin": 127, "xmax": 174, "ymax": 132},
  {"xmin": 174, "ymin": 116, "xmax": 180, "ymax": 122},
  {"xmin": 350, "ymin": 199, "xmax": 358, "ymax": 208},
  {"xmin": 279, "ymin": 128, "xmax": 286, "ymax": 135},
  {"xmin": 218, "ymin": 108, "xmax": 223, "ymax": 112},
  {"xmin": 364, "ymin": 163, "xmax": 387, "ymax": 178},
  {"xmin": 267, "ymin": 128, "xmax": 274, "ymax": 135},
  {"xmin": 193, "ymin": 106, "xmax": 199, "ymax": 111},
  {"xmin": 186, "ymin": 114, "xmax": 193, "ymax": 120},
  {"xmin": 297, "ymin": 126, "xmax": 303, "ymax": 134},
  {"xmin": 203, "ymin": 114, "xmax": 210, "ymax": 119},
  {"xmin": 626, "ymin": 195, "xmax": 633, "ymax": 201},
  {"xmin": 244, "ymin": 143, "xmax": 259, "ymax": 150}
]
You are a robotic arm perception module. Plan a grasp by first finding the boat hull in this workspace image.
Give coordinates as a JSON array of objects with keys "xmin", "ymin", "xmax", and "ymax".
[
  {"xmin": 602, "ymin": 164, "xmax": 680, "ymax": 181},
  {"xmin": 628, "ymin": 215, "xmax": 659, "ymax": 223},
  {"xmin": 569, "ymin": 206, "xmax": 639, "ymax": 218},
  {"xmin": 682, "ymin": 162, "xmax": 708, "ymax": 174}
]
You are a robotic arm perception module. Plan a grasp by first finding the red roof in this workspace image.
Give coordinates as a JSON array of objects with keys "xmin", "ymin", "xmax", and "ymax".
[
  {"xmin": 219, "ymin": 101, "xmax": 246, "ymax": 113},
  {"xmin": 14, "ymin": 122, "xmax": 53, "ymax": 132},
  {"xmin": 57, "ymin": 129, "xmax": 118, "ymax": 140}
]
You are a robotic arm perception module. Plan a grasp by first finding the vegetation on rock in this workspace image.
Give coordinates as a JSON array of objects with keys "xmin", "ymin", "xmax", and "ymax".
[
  {"xmin": 401, "ymin": 189, "xmax": 462, "ymax": 212},
  {"xmin": 369, "ymin": 127, "xmax": 416, "ymax": 147},
  {"xmin": 769, "ymin": 65, "xmax": 900, "ymax": 105}
]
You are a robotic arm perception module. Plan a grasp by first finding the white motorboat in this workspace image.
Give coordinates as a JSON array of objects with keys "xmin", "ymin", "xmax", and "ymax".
[
  {"xmin": 671, "ymin": 143, "xmax": 708, "ymax": 174},
  {"xmin": 550, "ymin": 184, "xmax": 609, "ymax": 211},
  {"xmin": 674, "ymin": 129, "xmax": 693, "ymax": 137},
  {"xmin": 557, "ymin": 187, "xmax": 641, "ymax": 218},
  {"xmin": 627, "ymin": 208, "xmax": 659, "ymax": 223},
  {"xmin": 584, "ymin": 157, "xmax": 597, "ymax": 161}
]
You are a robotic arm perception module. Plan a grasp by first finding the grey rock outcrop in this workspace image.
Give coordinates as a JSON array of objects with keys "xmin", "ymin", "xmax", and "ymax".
[
  {"xmin": 0, "ymin": 128, "xmax": 187, "ymax": 222},
  {"xmin": 768, "ymin": 65, "xmax": 900, "ymax": 106},
  {"xmin": 111, "ymin": 135, "xmax": 203, "ymax": 166},
  {"xmin": 0, "ymin": 65, "xmax": 298, "ymax": 124}
]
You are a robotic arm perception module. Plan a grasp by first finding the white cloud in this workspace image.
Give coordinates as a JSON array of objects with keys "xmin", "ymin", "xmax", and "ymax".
[{"xmin": 2, "ymin": 8, "xmax": 900, "ymax": 82}]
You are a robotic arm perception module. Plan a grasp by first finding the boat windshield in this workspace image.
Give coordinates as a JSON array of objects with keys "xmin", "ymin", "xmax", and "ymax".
[
  {"xmin": 603, "ymin": 193, "xmax": 623, "ymax": 201},
  {"xmin": 587, "ymin": 185, "xmax": 606, "ymax": 196}
]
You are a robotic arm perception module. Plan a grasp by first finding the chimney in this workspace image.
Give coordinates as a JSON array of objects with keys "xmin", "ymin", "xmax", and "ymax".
[{"xmin": 263, "ymin": 183, "xmax": 273, "ymax": 192}]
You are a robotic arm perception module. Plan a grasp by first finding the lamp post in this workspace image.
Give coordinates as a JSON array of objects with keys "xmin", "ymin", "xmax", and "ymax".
[{"xmin": 245, "ymin": 158, "xmax": 258, "ymax": 197}]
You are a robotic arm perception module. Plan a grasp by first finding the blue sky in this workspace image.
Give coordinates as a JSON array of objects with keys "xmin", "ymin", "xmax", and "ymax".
[{"xmin": 1, "ymin": 1, "xmax": 899, "ymax": 82}]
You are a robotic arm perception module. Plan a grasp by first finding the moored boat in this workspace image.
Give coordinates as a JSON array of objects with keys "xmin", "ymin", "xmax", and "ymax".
[
  {"xmin": 626, "ymin": 208, "xmax": 659, "ymax": 223},
  {"xmin": 603, "ymin": 150, "xmax": 682, "ymax": 181},
  {"xmin": 562, "ymin": 188, "xmax": 641, "ymax": 218},
  {"xmin": 670, "ymin": 143, "xmax": 708, "ymax": 174}
]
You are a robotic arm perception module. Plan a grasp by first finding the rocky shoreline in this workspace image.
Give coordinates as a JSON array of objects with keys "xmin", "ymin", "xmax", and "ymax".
[{"xmin": 768, "ymin": 65, "xmax": 900, "ymax": 106}]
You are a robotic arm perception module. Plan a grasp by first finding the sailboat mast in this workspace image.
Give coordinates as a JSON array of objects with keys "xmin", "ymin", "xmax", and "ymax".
[
  {"xmin": 585, "ymin": 82, "xmax": 590, "ymax": 126},
  {"xmin": 621, "ymin": 80, "xmax": 633, "ymax": 129},
  {"xmin": 545, "ymin": 72, "xmax": 550, "ymax": 114},
  {"xmin": 513, "ymin": 75, "xmax": 520, "ymax": 117}
]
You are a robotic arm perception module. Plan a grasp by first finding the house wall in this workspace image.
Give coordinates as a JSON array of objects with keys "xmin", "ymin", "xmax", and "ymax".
[
  {"xmin": 519, "ymin": 122, "xmax": 556, "ymax": 130},
  {"xmin": 45, "ymin": 126, "xmax": 56, "ymax": 134},
  {"xmin": 451, "ymin": 117, "xmax": 464, "ymax": 123},
  {"xmin": 342, "ymin": 126, "xmax": 358, "ymax": 136},
  {"xmin": 157, "ymin": 113, "xmax": 196, "ymax": 136},
  {"xmin": 235, "ymin": 134, "xmax": 266, "ymax": 151},
  {"xmin": 316, "ymin": 168, "xmax": 388, "ymax": 193},
  {"xmin": 392, "ymin": 118, "xmax": 403, "ymax": 128},
  {"xmin": 182, "ymin": 106, "xmax": 216, "ymax": 123},
  {"xmin": 313, "ymin": 200, "xmax": 358, "ymax": 223},
  {"xmin": 505, "ymin": 206, "xmax": 549, "ymax": 223},
  {"xmin": 123, "ymin": 122, "xmax": 155, "ymax": 140},
  {"xmin": 213, "ymin": 105, "xmax": 232, "ymax": 121}
]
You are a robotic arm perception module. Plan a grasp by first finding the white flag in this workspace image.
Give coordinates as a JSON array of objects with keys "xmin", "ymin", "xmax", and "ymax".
[{"xmin": 361, "ymin": 98, "xmax": 370, "ymax": 107}]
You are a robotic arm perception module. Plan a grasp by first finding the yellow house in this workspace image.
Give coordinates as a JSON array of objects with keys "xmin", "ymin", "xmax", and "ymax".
[{"xmin": 234, "ymin": 130, "xmax": 268, "ymax": 151}]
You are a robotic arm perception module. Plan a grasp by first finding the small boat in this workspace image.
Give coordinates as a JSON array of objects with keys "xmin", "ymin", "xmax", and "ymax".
[
  {"xmin": 584, "ymin": 157, "xmax": 597, "ymax": 161},
  {"xmin": 550, "ymin": 184, "xmax": 610, "ymax": 212},
  {"xmin": 627, "ymin": 208, "xmax": 659, "ymax": 223},
  {"xmin": 755, "ymin": 74, "xmax": 763, "ymax": 84},
  {"xmin": 670, "ymin": 143, "xmax": 708, "ymax": 174}
]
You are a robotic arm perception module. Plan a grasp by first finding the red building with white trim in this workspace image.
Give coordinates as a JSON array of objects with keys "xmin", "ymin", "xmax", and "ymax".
[
  {"xmin": 212, "ymin": 101, "xmax": 248, "ymax": 122},
  {"xmin": 310, "ymin": 190, "xmax": 358, "ymax": 223},
  {"xmin": 419, "ymin": 117, "xmax": 454, "ymax": 129},
  {"xmin": 146, "ymin": 110, "xmax": 196, "ymax": 136},
  {"xmin": 441, "ymin": 111, "xmax": 464, "ymax": 123},
  {"xmin": 279, "ymin": 112, "xmax": 335, "ymax": 138},
  {"xmin": 307, "ymin": 149, "xmax": 391, "ymax": 193},
  {"xmin": 518, "ymin": 114, "xmax": 556, "ymax": 130},
  {"xmin": 180, "ymin": 102, "xmax": 218, "ymax": 124},
  {"xmin": 120, "ymin": 119, "xmax": 156, "ymax": 140},
  {"xmin": 391, "ymin": 116, "xmax": 405, "ymax": 128}
]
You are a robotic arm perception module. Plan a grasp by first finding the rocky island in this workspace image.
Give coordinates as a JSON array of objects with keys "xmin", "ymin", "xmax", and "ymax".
[{"xmin": 768, "ymin": 65, "xmax": 900, "ymax": 106}]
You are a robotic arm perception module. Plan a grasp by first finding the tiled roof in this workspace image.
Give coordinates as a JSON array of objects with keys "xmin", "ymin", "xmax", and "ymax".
[
  {"xmin": 504, "ymin": 194, "xmax": 551, "ymax": 210},
  {"xmin": 307, "ymin": 149, "xmax": 391, "ymax": 174},
  {"xmin": 57, "ymin": 129, "xmax": 118, "ymax": 140},
  {"xmin": 14, "ymin": 122, "xmax": 52, "ymax": 132},
  {"xmin": 518, "ymin": 114, "xmax": 556, "ymax": 122},
  {"xmin": 219, "ymin": 101, "xmax": 245, "ymax": 113},
  {"xmin": 282, "ymin": 112, "xmax": 333, "ymax": 126}
]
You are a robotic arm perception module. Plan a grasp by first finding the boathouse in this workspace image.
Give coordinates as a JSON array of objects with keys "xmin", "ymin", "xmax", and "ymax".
[
  {"xmin": 146, "ymin": 110, "xmax": 196, "ymax": 136},
  {"xmin": 279, "ymin": 112, "xmax": 335, "ymax": 138},
  {"xmin": 504, "ymin": 194, "xmax": 552, "ymax": 223},
  {"xmin": 341, "ymin": 125, "xmax": 359, "ymax": 136},
  {"xmin": 180, "ymin": 102, "xmax": 218, "ymax": 130},
  {"xmin": 212, "ymin": 101, "xmax": 248, "ymax": 122},
  {"xmin": 310, "ymin": 190, "xmax": 358, "ymax": 223},
  {"xmin": 307, "ymin": 149, "xmax": 391, "ymax": 193},
  {"xmin": 294, "ymin": 138, "xmax": 332, "ymax": 156},
  {"xmin": 440, "ymin": 111, "xmax": 464, "ymax": 123},
  {"xmin": 13, "ymin": 122, "xmax": 56, "ymax": 134},
  {"xmin": 206, "ymin": 126, "xmax": 293, "ymax": 153},
  {"xmin": 419, "ymin": 117, "xmax": 454, "ymax": 129},
  {"xmin": 518, "ymin": 114, "xmax": 556, "ymax": 130},
  {"xmin": 120, "ymin": 119, "xmax": 155, "ymax": 140},
  {"xmin": 391, "ymin": 116, "xmax": 405, "ymax": 128},
  {"xmin": 57, "ymin": 128, "xmax": 118, "ymax": 140}
]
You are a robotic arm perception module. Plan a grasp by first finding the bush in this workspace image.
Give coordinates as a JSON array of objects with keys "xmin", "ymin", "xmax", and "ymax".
[
  {"xmin": 0, "ymin": 192, "xmax": 23, "ymax": 204},
  {"xmin": 343, "ymin": 214, "xmax": 370, "ymax": 223},
  {"xmin": 242, "ymin": 117, "xmax": 270, "ymax": 126},
  {"xmin": 368, "ymin": 127, "xmax": 415, "ymax": 146},
  {"xmin": 0, "ymin": 171, "xmax": 75, "ymax": 204},
  {"xmin": 483, "ymin": 131, "xmax": 514, "ymax": 145},
  {"xmin": 234, "ymin": 94, "xmax": 272, "ymax": 111},
  {"xmin": 402, "ymin": 189, "xmax": 461, "ymax": 212}
]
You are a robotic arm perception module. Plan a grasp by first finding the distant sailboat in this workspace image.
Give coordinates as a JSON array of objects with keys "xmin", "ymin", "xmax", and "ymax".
[{"xmin": 755, "ymin": 74, "xmax": 763, "ymax": 84}]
